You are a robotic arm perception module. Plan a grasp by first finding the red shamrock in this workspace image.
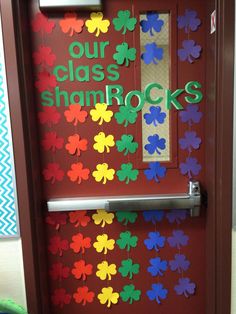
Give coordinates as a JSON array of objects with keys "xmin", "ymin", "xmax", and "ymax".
[
  {"xmin": 64, "ymin": 104, "xmax": 88, "ymax": 126},
  {"xmin": 33, "ymin": 45, "xmax": 56, "ymax": 66},
  {"xmin": 69, "ymin": 211, "xmax": 90, "ymax": 227},
  {"xmin": 35, "ymin": 70, "xmax": 57, "ymax": 92},
  {"xmin": 32, "ymin": 13, "xmax": 55, "ymax": 34},
  {"xmin": 73, "ymin": 286, "xmax": 95, "ymax": 305},
  {"xmin": 38, "ymin": 107, "xmax": 61, "ymax": 126},
  {"xmin": 42, "ymin": 163, "xmax": 64, "ymax": 184},
  {"xmin": 41, "ymin": 132, "xmax": 64, "ymax": 152},
  {"xmin": 49, "ymin": 263, "xmax": 70, "ymax": 280},
  {"xmin": 65, "ymin": 134, "xmax": 88, "ymax": 156},
  {"xmin": 72, "ymin": 260, "xmax": 93, "ymax": 280},
  {"xmin": 67, "ymin": 162, "xmax": 90, "ymax": 184},
  {"xmin": 51, "ymin": 288, "xmax": 71, "ymax": 308},
  {"xmin": 45, "ymin": 212, "xmax": 67, "ymax": 230},
  {"xmin": 48, "ymin": 235, "xmax": 69, "ymax": 256},
  {"xmin": 70, "ymin": 233, "xmax": 91, "ymax": 253},
  {"xmin": 59, "ymin": 12, "xmax": 84, "ymax": 36}
]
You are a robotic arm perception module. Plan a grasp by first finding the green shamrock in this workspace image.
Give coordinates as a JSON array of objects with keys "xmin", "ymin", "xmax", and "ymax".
[
  {"xmin": 116, "ymin": 231, "xmax": 138, "ymax": 251},
  {"xmin": 115, "ymin": 106, "xmax": 137, "ymax": 127},
  {"xmin": 113, "ymin": 42, "xmax": 137, "ymax": 66},
  {"xmin": 116, "ymin": 134, "xmax": 138, "ymax": 155},
  {"xmin": 117, "ymin": 163, "xmax": 139, "ymax": 184},
  {"xmin": 113, "ymin": 10, "xmax": 137, "ymax": 34},
  {"xmin": 120, "ymin": 284, "xmax": 141, "ymax": 304},
  {"xmin": 116, "ymin": 211, "xmax": 138, "ymax": 225},
  {"xmin": 118, "ymin": 258, "xmax": 140, "ymax": 279}
]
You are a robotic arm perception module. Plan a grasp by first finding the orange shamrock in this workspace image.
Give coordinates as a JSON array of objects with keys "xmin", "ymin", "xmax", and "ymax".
[
  {"xmin": 72, "ymin": 259, "xmax": 93, "ymax": 280},
  {"xmin": 64, "ymin": 104, "xmax": 88, "ymax": 126},
  {"xmin": 69, "ymin": 211, "xmax": 91, "ymax": 227},
  {"xmin": 59, "ymin": 12, "xmax": 84, "ymax": 36},
  {"xmin": 67, "ymin": 162, "xmax": 90, "ymax": 184},
  {"xmin": 73, "ymin": 286, "xmax": 95, "ymax": 306},
  {"xmin": 65, "ymin": 134, "xmax": 88, "ymax": 156},
  {"xmin": 70, "ymin": 233, "xmax": 91, "ymax": 253}
]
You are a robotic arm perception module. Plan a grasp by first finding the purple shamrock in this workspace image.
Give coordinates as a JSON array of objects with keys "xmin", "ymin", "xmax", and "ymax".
[
  {"xmin": 143, "ymin": 210, "xmax": 164, "ymax": 224},
  {"xmin": 141, "ymin": 42, "xmax": 164, "ymax": 65},
  {"xmin": 180, "ymin": 157, "xmax": 202, "ymax": 178},
  {"xmin": 145, "ymin": 134, "xmax": 166, "ymax": 155},
  {"xmin": 179, "ymin": 104, "xmax": 203, "ymax": 126},
  {"xmin": 144, "ymin": 106, "xmax": 166, "ymax": 126},
  {"xmin": 144, "ymin": 231, "xmax": 165, "ymax": 252},
  {"xmin": 174, "ymin": 278, "xmax": 196, "ymax": 298},
  {"xmin": 140, "ymin": 12, "xmax": 164, "ymax": 36},
  {"xmin": 178, "ymin": 40, "xmax": 202, "ymax": 63},
  {"xmin": 166, "ymin": 210, "xmax": 188, "ymax": 224},
  {"xmin": 179, "ymin": 131, "xmax": 201, "ymax": 153},
  {"xmin": 167, "ymin": 230, "xmax": 189, "ymax": 249},
  {"xmin": 147, "ymin": 283, "xmax": 168, "ymax": 304},
  {"xmin": 144, "ymin": 162, "xmax": 166, "ymax": 183},
  {"xmin": 169, "ymin": 254, "xmax": 190, "ymax": 273},
  {"xmin": 147, "ymin": 257, "xmax": 168, "ymax": 276},
  {"xmin": 177, "ymin": 9, "xmax": 201, "ymax": 33}
]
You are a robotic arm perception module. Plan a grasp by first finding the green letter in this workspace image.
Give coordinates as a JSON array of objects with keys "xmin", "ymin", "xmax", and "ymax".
[
  {"xmin": 100, "ymin": 41, "xmax": 110, "ymax": 58},
  {"xmin": 92, "ymin": 64, "xmax": 105, "ymax": 82},
  {"xmin": 70, "ymin": 91, "xmax": 85, "ymax": 106},
  {"xmin": 84, "ymin": 42, "xmax": 99, "ymax": 59},
  {"xmin": 165, "ymin": 89, "xmax": 184, "ymax": 110},
  {"xmin": 107, "ymin": 64, "xmax": 120, "ymax": 81},
  {"xmin": 75, "ymin": 66, "xmax": 90, "ymax": 82},
  {"xmin": 185, "ymin": 81, "xmax": 203, "ymax": 103},
  {"xmin": 86, "ymin": 90, "xmax": 105, "ymax": 106},
  {"xmin": 69, "ymin": 41, "xmax": 84, "ymax": 59},
  {"xmin": 41, "ymin": 91, "xmax": 54, "ymax": 106},
  {"xmin": 53, "ymin": 65, "xmax": 68, "ymax": 82},
  {"xmin": 144, "ymin": 82, "xmax": 163, "ymax": 104},
  {"xmin": 55, "ymin": 86, "xmax": 69, "ymax": 107},
  {"xmin": 125, "ymin": 90, "xmax": 145, "ymax": 112},
  {"xmin": 106, "ymin": 85, "xmax": 124, "ymax": 106}
]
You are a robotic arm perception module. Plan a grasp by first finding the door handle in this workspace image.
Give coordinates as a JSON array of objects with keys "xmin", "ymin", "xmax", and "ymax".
[{"xmin": 47, "ymin": 180, "xmax": 202, "ymax": 217}]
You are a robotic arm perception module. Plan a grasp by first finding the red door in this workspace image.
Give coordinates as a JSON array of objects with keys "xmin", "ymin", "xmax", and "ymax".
[{"xmin": 28, "ymin": 0, "xmax": 206, "ymax": 313}]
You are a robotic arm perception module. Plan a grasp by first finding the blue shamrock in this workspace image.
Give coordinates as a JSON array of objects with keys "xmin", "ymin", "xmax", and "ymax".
[
  {"xmin": 143, "ymin": 210, "xmax": 164, "ymax": 224},
  {"xmin": 169, "ymin": 254, "xmax": 190, "ymax": 274},
  {"xmin": 167, "ymin": 230, "xmax": 189, "ymax": 249},
  {"xmin": 140, "ymin": 12, "xmax": 164, "ymax": 36},
  {"xmin": 166, "ymin": 210, "xmax": 188, "ymax": 224},
  {"xmin": 144, "ymin": 162, "xmax": 166, "ymax": 182},
  {"xmin": 144, "ymin": 231, "xmax": 165, "ymax": 251},
  {"xmin": 144, "ymin": 134, "xmax": 166, "ymax": 155},
  {"xmin": 141, "ymin": 42, "xmax": 163, "ymax": 65},
  {"xmin": 144, "ymin": 106, "xmax": 166, "ymax": 126},
  {"xmin": 177, "ymin": 9, "xmax": 201, "ymax": 33},
  {"xmin": 174, "ymin": 278, "xmax": 196, "ymax": 298},
  {"xmin": 178, "ymin": 39, "xmax": 202, "ymax": 63},
  {"xmin": 147, "ymin": 283, "xmax": 168, "ymax": 304},
  {"xmin": 147, "ymin": 257, "xmax": 168, "ymax": 276}
]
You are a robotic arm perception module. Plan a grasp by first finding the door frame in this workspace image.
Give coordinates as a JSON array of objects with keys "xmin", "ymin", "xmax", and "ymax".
[{"xmin": 1, "ymin": 0, "xmax": 234, "ymax": 313}]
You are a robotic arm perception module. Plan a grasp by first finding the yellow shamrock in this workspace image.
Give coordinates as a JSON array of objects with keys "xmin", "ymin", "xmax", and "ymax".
[
  {"xmin": 93, "ymin": 132, "xmax": 115, "ymax": 153},
  {"xmin": 90, "ymin": 103, "xmax": 113, "ymax": 125},
  {"xmin": 96, "ymin": 261, "xmax": 117, "ymax": 280},
  {"xmin": 85, "ymin": 12, "xmax": 110, "ymax": 37},
  {"xmin": 92, "ymin": 163, "xmax": 115, "ymax": 184},
  {"xmin": 92, "ymin": 209, "xmax": 114, "ymax": 227},
  {"xmin": 98, "ymin": 287, "xmax": 119, "ymax": 307},
  {"xmin": 93, "ymin": 234, "xmax": 115, "ymax": 254}
]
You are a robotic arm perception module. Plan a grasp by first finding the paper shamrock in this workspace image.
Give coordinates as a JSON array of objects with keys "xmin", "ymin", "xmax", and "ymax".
[
  {"xmin": 144, "ymin": 231, "xmax": 165, "ymax": 252},
  {"xmin": 113, "ymin": 10, "xmax": 137, "ymax": 34},
  {"xmin": 92, "ymin": 209, "xmax": 114, "ymax": 227},
  {"xmin": 166, "ymin": 210, "xmax": 188, "ymax": 224},
  {"xmin": 169, "ymin": 254, "xmax": 190, "ymax": 273},
  {"xmin": 73, "ymin": 286, "xmax": 95, "ymax": 305},
  {"xmin": 41, "ymin": 131, "xmax": 64, "ymax": 152},
  {"xmin": 115, "ymin": 106, "xmax": 138, "ymax": 126},
  {"xmin": 64, "ymin": 104, "xmax": 88, "ymax": 125},
  {"xmin": 93, "ymin": 234, "xmax": 115, "ymax": 254},
  {"xmin": 143, "ymin": 210, "xmax": 164, "ymax": 224},
  {"xmin": 43, "ymin": 163, "xmax": 64, "ymax": 184},
  {"xmin": 144, "ymin": 162, "xmax": 166, "ymax": 182},
  {"xmin": 65, "ymin": 134, "xmax": 88, "ymax": 156},
  {"xmin": 179, "ymin": 131, "xmax": 201, "ymax": 152},
  {"xmin": 48, "ymin": 236, "xmax": 69, "ymax": 256},
  {"xmin": 116, "ymin": 163, "xmax": 139, "ymax": 184},
  {"xmin": 51, "ymin": 288, "xmax": 71, "ymax": 308},
  {"xmin": 116, "ymin": 211, "xmax": 138, "ymax": 225},
  {"xmin": 31, "ymin": 13, "xmax": 55, "ymax": 34},
  {"xmin": 85, "ymin": 12, "xmax": 110, "ymax": 37},
  {"xmin": 90, "ymin": 103, "xmax": 113, "ymax": 125},
  {"xmin": 33, "ymin": 45, "xmax": 56, "ymax": 67},
  {"xmin": 45, "ymin": 212, "xmax": 67, "ymax": 230},
  {"xmin": 98, "ymin": 287, "xmax": 119, "ymax": 308},
  {"xmin": 70, "ymin": 233, "xmax": 91, "ymax": 253},
  {"xmin": 67, "ymin": 162, "xmax": 90, "ymax": 184},
  {"xmin": 147, "ymin": 257, "xmax": 168, "ymax": 276},
  {"xmin": 116, "ymin": 134, "xmax": 138, "ymax": 155},
  {"xmin": 96, "ymin": 261, "xmax": 117, "ymax": 280},
  {"xmin": 144, "ymin": 134, "xmax": 166, "ymax": 155},
  {"xmin": 177, "ymin": 9, "xmax": 201, "ymax": 33},
  {"xmin": 69, "ymin": 210, "xmax": 90, "ymax": 227},
  {"xmin": 120, "ymin": 284, "xmax": 141, "ymax": 304},
  {"xmin": 141, "ymin": 43, "xmax": 164, "ymax": 65},
  {"xmin": 59, "ymin": 12, "xmax": 84, "ymax": 36},
  {"xmin": 174, "ymin": 278, "xmax": 196, "ymax": 297},
  {"xmin": 116, "ymin": 231, "xmax": 138, "ymax": 251},
  {"xmin": 118, "ymin": 258, "xmax": 140, "ymax": 279},
  {"xmin": 179, "ymin": 104, "xmax": 203, "ymax": 126},
  {"xmin": 144, "ymin": 106, "xmax": 166, "ymax": 126},
  {"xmin": 178, "ymin": 40, "xmax": 202, "ymax": 63},
  {"xmin": 72, "ymin": 259, "xmax": 93, "ymax": 280},
  {"xmin": 146, "ymin": 283, "xmax": 168, "ymax": 304},
  {"xmin": 167, "ymin": 230, "xmax": 189, "ymax": 249},
  {"xmin": 140, "ymin": 12, "xmax": 164, "ymax": 36},
  {"xmin": 92, "ymin": 163, "xmax": 115, "ymax": 184},
  {"xmin": 113, "ymin": 43, "xmax": 137, "ymax": 66},
  {"xmin": 179, "ymin": 157, "xmax": 202, "ymax": 178},
  {"xmin": 35, "ymin": 71, "xmax": 57, "ymax": 92},
  {"xmin": 93, "ymin": 132, "xmax": 115, "ymax": 153},
  {"xmin": 38, "ymin": 106, "xmax": 61, "ymax": 126},
  {"xmin": 49, "ymin": 263, "xmax": 70, "ymax": 280}
]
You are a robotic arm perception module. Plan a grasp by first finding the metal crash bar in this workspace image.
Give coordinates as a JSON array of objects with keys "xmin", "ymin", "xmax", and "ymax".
[{"xmin": 47, "ymin": 181, "xmax": 202, "ymax": 217}]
